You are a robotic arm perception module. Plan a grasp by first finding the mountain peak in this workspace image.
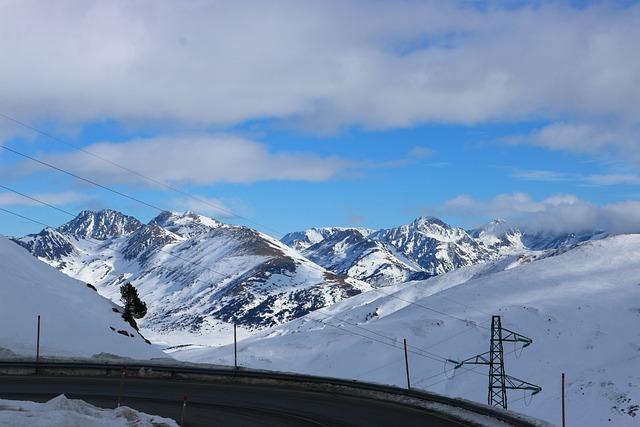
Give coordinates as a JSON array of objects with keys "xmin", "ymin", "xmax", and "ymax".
[
  {"xmin": 281, "ymin": 227, "xmax": 374, "ymax": 252},
  {"xmin": 57, "ymin": 209, "xmax": 143, "ymax": 240},
  {"xmin": 411, "ymin": 216, "xmax": 450, "ymax": 229},
  {"xmin": 473, "ymin": 219, "xmax": 518, "ymax": 237},
  {"xmin": 149, "ymin": 211, "xmax": 222, "ymax": 238}
]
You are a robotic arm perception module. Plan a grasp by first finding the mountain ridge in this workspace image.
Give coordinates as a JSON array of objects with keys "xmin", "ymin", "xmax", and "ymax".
[
  {"xmin": 14, "ymin": 209, "xmax": 370, "ymax": 346},
  {"xmin": 281, "ymin": 216, "xmax": 606, "ymax": 286}
]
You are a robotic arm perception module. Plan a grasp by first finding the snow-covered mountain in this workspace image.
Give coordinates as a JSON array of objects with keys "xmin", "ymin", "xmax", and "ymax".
[
  {"xmin": 371, "ymin": 216, "xmax": 523, "ymax": 275},
  {"xmin": 57, "ymin": 209, "xmax": 143, "ymax": 240},
  {"xmin": 15, "ymin": 210, "xmax": 370, "ymax": 346},
  {"xmin": 0, "ymin": 235, "xmax": 163, "ymax": 360},
  {"xmin": 282, "ymin": 217, "xmax": 606, "ymax": 287},
  {"xmin": 299, "ymin": 228, "xmax": 426, "ymax": 287},
  {"xmin": 282, "ymin": 217, "xmax": 528, "ymax": 286},
  {"xmin": 280, "ymin": 227, "xmax": 374, "ymax": 252},
  {"xmin": 174, "ymin": 234, "xmax": 640, "ymax": 427}
]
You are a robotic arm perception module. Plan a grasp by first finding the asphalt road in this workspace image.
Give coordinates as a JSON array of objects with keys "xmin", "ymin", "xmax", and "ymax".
[{"xmin": 0, "ymin": 375, "xmax": 470, "ymax": 426}]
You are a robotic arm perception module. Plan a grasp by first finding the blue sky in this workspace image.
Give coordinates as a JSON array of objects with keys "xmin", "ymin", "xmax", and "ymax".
[{"xmin": 1, "ymin": 1, "xmax": 639, "ymax": 237}]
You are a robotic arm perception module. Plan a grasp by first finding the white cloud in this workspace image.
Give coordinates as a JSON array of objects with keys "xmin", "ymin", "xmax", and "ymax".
[
  {"xmin": 435, "ymin": 192, "xmax": 640, "ymax": 234},
  {"xmin": 167, "ymin": 196, "xmax": 242, "ymax": 219},
  {"xmin": 583, "ymin": 173, "xmax": 640, "ymax": 186},
  {"xmin": 506, "ymin": 122, "xmax": 640, "ymax": 162},
  {"xmin": 0, "ymin": 191, "xmax": 87, "ymax": 207},
  {"xmin": 8, "ymin": 135, "xmax": 349, "ymax": 185},
  {"xmin": 408, "ymin": 146, "xmax": 434, "ymax": 159},
  {"xmin": 512, "ymin": 168, "xmax": 640, "ymax": 186},
  {"xmin": 0, "ymin": 0, "xmax": 638, "ymax": 142},
  {"xmin": 511, "ymin": 169, "xmax": 574, "ymax": 182}
]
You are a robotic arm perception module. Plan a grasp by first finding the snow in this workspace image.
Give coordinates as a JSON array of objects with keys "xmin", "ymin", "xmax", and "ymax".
[
  {"xmin": 283, "ymin": 216, "xmax": 539, "ymax": 287},
  {"xmin": 281, "ymin": 227, "xmax": 374, "ymax": 252},
  {"xmin": 0, "ymin": 395, "xmax": 177, "ymax": 427},
  {"xmin": 0, "ymin": 236, "xmax": 164, "ymax": 360},
  {"xmin": 16, "ymin": 211, "xmax": 371, "ymax": 347},
  {"xmin": 173, "ymin": 235, "xmax": 640, "ymax": 426}
]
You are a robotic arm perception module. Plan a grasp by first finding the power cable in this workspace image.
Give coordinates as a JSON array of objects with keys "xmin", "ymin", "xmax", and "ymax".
[
  {"xmin": 0, "ymin": 111, "xmax": 284, "ymax": 236},
  {"xmin": 308, "ymin": 310, "xmax": 499, "ymax": 386},
  {"xmin": 1, "ymin": 187, "xmax": 486, "ymax": 370},
  {"xmin": 0, "ymin": 145, "xmax": 165, "ymax": 213},
  {"xmin": 0, "ymin": 117, "xmax": 518, "ymax": 347},
  {"xmin": 1, "ymin": 198, "xmax": 516, "ymax": 399},
  {"xmin": 0, "ymin": 188, "xmax": 232, "ymax": 282},
  {"xmin": 0, "ymin": 142, "xmax": 492, "ymax": 331}
]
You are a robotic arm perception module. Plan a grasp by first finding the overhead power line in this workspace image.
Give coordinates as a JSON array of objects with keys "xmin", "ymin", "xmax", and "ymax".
[
  {"xmin": 0, "ymin": 114, "xmax": 505, "ymax": 343},
  {"xmin": 0, "ymin": 114, "xmax": 542, "ymax": 402},
  {"xmin": 0, "ymin": 200, "xmax": 484, "ymax": 389},
  {"xmin": 0, "ymin": 145, "xmax": 166, "ymax": 213},
  {"xmin": 0, "ymin": 112, "xmax": 500, "ymax": 330},
  {"xmin": 1, "ymin": 141, "xmax": 492, "ymax": 331},
  {"xmin": 0, "ymin": 188, "xmax": 231, "ymax": 282},
  {"xmin": 0, "ymin": 185, "xmax": 473, "ymax": 370},
  {"xmin": 309, "ymin": 311, "xmax": 497, "ymax": 387},
  {"xmin": 0, "ymin": 191, "xmax": 495, "ymax": 393},
  {"xmin": 0, "ymin": 111, "xmax": 283, "ymax": 236}
]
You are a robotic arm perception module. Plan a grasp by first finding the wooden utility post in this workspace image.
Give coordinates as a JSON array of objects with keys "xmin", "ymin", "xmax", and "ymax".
[
  {"xmin": 403, "ymin": 338, "xmax": 411, "ymax": 390},
  {"xmin": 36, "ymin": 315, "xmax": 41, "ymax": 363},
  {"xmin": 180, "ymin": 395, "xmax": 187, "ymax": 426},
  {"xmin": 562, "ymin": 372, "xmax": 566, "ymax": 427},
  {"xmin": 234, "ymin": 323, "xmax": 238, "ymax": 369},
  {"xmin": 117, "ymin": 367, "xmax": 126, "ymax": 408}
]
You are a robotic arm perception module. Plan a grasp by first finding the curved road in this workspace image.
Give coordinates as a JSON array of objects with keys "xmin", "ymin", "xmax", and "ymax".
[{"xmin": 0, "ymin": 375, "xmax": 469, "ymax": 426}]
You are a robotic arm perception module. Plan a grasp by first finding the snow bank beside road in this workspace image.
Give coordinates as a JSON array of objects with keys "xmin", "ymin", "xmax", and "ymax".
[{"xmin": 0, "ymin": 395, "xmax": 177, "ymax": 427}]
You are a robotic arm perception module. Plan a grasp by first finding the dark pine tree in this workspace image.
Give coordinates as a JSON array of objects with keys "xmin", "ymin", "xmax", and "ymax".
[{"xmin": 119, "ymin": 283, "xmax": 147, "ymax": 329}]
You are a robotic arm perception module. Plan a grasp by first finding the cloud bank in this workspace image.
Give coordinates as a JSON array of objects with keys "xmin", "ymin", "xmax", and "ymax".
[
  {"xmin": 435, "ymin": 193, "xmax": 640, "ymax": 235},
  {"xmin": 0, "ymin": 1, "xmax": 638, "ymax": 148},
  {"xmin": 4, "ymin": 137, "xmax": 435, "ymax": 187},
  {"xmin": 8, "ymin": 136, "xmax": 349, "ymax": 185},
  {"xmin": 167, "ymin": 196, "xmax": 244, "ymax": 219},
  {"xmin": 0, "ymin": 191, "xmax": 87, "ymax": 208}
]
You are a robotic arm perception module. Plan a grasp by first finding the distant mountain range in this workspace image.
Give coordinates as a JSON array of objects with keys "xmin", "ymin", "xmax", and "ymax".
[
  {"xmin": 14, "ymin": 210, "xmax": 370, "ymax": 345},
  {"xmin": 281, "ymin": 217, "xmax": 606, "ymax": 286},
  {"xmin": 12, "ymin": 209, "xmax": 605, "ymax": 344}
]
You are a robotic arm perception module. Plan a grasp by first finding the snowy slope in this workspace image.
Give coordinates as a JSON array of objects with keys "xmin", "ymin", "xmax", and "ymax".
[
  {"xmin": 174, "ymin": 235, "xmax": 640, "ymax": 426},
  {"xmin": 0, "ymin": 236, "xmax": 163, "ymax": 360},
  {"xmin": 16, "ymin": 210, "xmax": 370, "ymax": 346}
]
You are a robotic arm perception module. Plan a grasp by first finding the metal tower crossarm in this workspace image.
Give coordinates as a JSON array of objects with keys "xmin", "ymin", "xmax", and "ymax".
[
  {"xmin": 454, "ymin": 351, "xmax": 491, "ymax": 367},
  {"xmin": 501, "ymin": 327, "xmax": 533, "ymax": 347},
  {"xmin": 504, "ymin": 375, "xmax": 542, "ymax": 394}
]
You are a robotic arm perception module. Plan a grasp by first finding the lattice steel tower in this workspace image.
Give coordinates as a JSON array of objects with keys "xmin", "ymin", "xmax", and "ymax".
[
  {"xmin": 454, "ymin": 315, "xmax": 541, "ymax": 409},
  {"xmin": 488, "ymin": 315, "xmax": 508, "ymax": 407}
]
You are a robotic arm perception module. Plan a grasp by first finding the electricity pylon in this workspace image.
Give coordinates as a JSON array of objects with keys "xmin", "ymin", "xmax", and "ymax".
[{"xmin": 453, "ymin": 315, "xmax": 541, "ymax": 409}]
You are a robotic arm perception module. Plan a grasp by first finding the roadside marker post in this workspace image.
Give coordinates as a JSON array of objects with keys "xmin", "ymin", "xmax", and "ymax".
[
  {"xmin": 117, "ymin": 367, "xmax": 125, "ymax": 408},
  {"xmin": 562, "ymin": 373, "xmax": 566, "ymax": 427},
  {"xmin": 403, "ymin": 338, "xmax": 411, "ymax": 390},
  {"xmin": 180, "ymin": 395, "xmax": 187, "ymax": 426},
  {"xmin": 35, "ymin": 315, "xmax": 41, "ymax": 372},
  {"xmin": 234, "ymin": 323, "xmax": 238, "ymax": 369}
]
